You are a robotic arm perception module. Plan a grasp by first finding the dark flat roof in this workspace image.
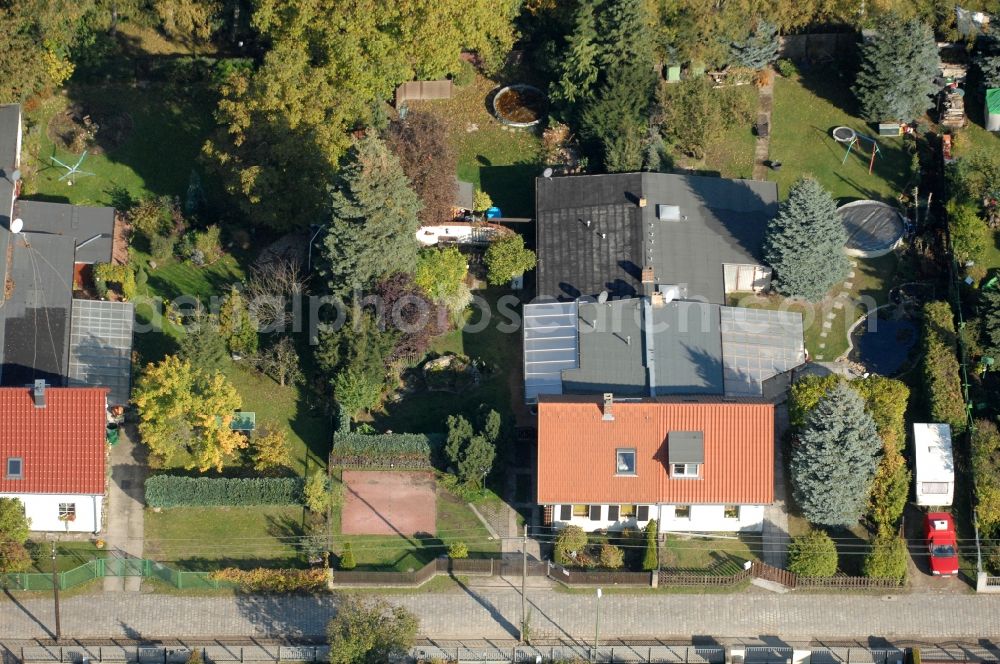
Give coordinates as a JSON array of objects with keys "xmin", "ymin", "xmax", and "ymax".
[
  {"xmin": 562, "ymin": 299, "xmax": 647, "ymax": 395},
  {"xmin": 16, "ymin": 200, "xmax": 115, "ymax": 264},
  {"xmin": 1, "ymin": 233, "xmax": 74, "ymax": 386},
  {"xmin": 535, "ymin": 173, "xmax": 778, "ymax": 304},
  {"xmin": 648, "ymin": 301, "xmax": 723, "ymax": 395},
  {"xmin": 0, "ymin": 104, "xmax": 19, "ymax": 173}
]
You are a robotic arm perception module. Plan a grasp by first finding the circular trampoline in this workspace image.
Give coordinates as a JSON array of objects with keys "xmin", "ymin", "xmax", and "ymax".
[{"xmin": 837, "ymin": 200, "xmax": 905, "ymax": 257}]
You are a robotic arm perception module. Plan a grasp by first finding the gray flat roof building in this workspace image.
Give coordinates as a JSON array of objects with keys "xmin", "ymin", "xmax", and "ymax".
[
  {"xmin": 535, "ymin": 173, "xmax": 778, "ymax": 304},
  {"xmin": 16, "ymin": 200, "xmax": 116, "ymax": 264}
]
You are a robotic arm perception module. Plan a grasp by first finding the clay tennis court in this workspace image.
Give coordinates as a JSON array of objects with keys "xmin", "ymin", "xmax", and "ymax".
[{"xmin": 341, "ymin": 470, "xmax": 437, "ymax": 536}]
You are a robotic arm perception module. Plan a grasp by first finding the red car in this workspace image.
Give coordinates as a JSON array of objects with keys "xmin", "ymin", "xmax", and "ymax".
[{"xmin": 925, "ymin": 512, "xmax": 959, "ymax": 576}]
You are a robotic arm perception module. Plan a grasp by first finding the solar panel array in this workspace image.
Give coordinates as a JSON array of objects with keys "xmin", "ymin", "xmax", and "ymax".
[
  {"xmin": 68, "ymin": 299, "xmax": 135, "ymax": 406},
  {"xmin": 720, "ymin": 307, "xmax": 805, "ymax": 396},
  {"xmin": 522, "ymin": 301, "xmax": 579, "ymax": 403}
]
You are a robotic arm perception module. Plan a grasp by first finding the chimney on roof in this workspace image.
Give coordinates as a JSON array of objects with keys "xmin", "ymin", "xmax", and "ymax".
[
  {"xmin": 602, "ymin": 393, "xmax": 615, "ymax": 421},
  {"xmin": 641, "ymin": 266, "xmax": 655, "ymax": 284},
  {"xmin": 651, "ymin": 291, "xmax": 666, "ymax": 307},
  {"xmin": 638, "ymin": 197, "xmax": 647, "ymax": 208},
  {"xmin": 32, "ymin": 379, "xmax": 46, "ymax": 408}
]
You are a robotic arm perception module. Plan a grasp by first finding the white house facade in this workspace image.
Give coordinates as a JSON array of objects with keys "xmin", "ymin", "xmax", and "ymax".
[
  {"xmin": 537, "ymin": 395, "xmax": 775, "ymax": 534},
  {"xmin": 0, "ymin": 492, "xmax": 103, "ymax": 533},
  {"xmin": 548, "ymin": 503, "xmax": 766, "ymax": 533},
  {"xmin": 0, "ymin": 384, "xmax": 109, "ymax": 534}
]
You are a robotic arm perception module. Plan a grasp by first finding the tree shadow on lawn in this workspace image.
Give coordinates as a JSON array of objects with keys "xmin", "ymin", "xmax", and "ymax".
[
  {"xmin": 62, "ymin": 83, "xmax": 217, "ymax": 200},
  {"xmin": 480, "ymin": 163, "xmax": 541, "ymax": 218},
  {"xmin": 795, "ymin": 63, "xmax": 860, "ymax": 118}
]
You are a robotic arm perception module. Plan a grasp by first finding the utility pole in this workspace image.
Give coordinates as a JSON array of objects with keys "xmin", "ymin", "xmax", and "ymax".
[
  {"xmin": 51, "ymin": 542, "xmax": 61, "ymax": 642},
  {"xmin": 520, "ymin": 524, "xmax": 527, "ymax": 643},
  {"xmin": 594, "ymin": 587, "xmax": 602, "ymax": 658}
]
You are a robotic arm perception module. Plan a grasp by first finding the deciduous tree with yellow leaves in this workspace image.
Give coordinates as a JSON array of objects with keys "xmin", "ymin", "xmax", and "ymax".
[{"xmin": 133, "ymin": 355, "xmax": 245, "ymax": 472}]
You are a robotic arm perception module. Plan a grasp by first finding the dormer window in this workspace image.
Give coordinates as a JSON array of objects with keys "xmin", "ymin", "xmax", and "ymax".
[
  {"xmin": 668, "ymin": 431, "xmax": 704, "ymax": 480},
  {"xmin": 672, "ymin": 463, "xmax": 700, "ymax": 478},
  {"xmin": 616, "ymin": 448, "xmax": 636, "ymax": 475},
  {"xmin": 5, "ymin": 457, "xmax": 23, "ymax": 479}
]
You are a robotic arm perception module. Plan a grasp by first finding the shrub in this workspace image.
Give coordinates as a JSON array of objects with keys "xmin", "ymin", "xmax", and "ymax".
[
  {"xmin": 452, "ymin": 59, "xmax": 475, "ymax": 87},
  {"xmin": 193, "ymin": 225, "xmax": 223, "ymax": 263},
  {"xmin": 148, "ymin": 234, "xmax": 176, "ymax": 263},
  {"xmin": 303, "ymin": 472, "xmax": 330, "ymax": 513},
  {"xmin": 144, "ymin": 476, "xmax": 304, "ymax": 508},
  {"xmin": 554, "ymin": 525, "xmax": 588, "ymax": 566},
  {"xmin": 330, "ymin": 433, "xmax": 436, "ymax": 469},
  {"xmin": 127, "ymin": 196, "xmax": 172, "ymax": 240},
  {"xmin": 863, "ymin": 534, "xmax": 908, "ymax": 583},
  {"xmin": 642, "ymin": 520, "xmax": 659, "ymax": 571},
  {"xmin": 484, "ymin": 234, "xmax": 537, "ymax": 286},
  {"xmin": 339, "ymin": 543, "xmax": 357, "ymax": 570},
  {"xmin": 93, "ymin": 262, "xmax": 136, "ymax": 301},
  {"xmin": 947, "ymin": 200, "xmax": 990, "ymax": 267},
  {"xmin": 776, "ymin": 58, "xmax": 798, "ymax": 78},
  {"xmin": 599, "ymin": 542, "xmax": 625, "ymax": 569},
  {"xmin": 921, "ymin": 301, "xmax": 967, "ymax": 433},
  {"xmin": 209, "ymin": 567, "xmax": 328, "ymax": 592},
  {"xmin": 448, "ymin": 541, "xmax": 469, "ymax": 559},
  {"xmin": 787, "ymin": 529, "xmax": 838, "ymax": 577},
  {"xmin": 972, "ymin": 419, "xmax": 1000, "ymax": 534},
  {"xmin": 473, "ymin": 189, "xmax": 492, "ymax": 212}
]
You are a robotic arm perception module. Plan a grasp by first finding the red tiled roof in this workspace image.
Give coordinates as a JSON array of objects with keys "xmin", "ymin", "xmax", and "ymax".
[
  {"xmin": 537, "ymin": 396, "xmax": 774, "ymax": 505},
  {"xmin": 0, "ymin": 387, "xmax": 107, "ymax": 495}
]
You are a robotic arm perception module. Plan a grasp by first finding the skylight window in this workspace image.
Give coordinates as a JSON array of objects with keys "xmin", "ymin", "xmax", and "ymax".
[
  {"xmin": 5, "ymin": 457, "xmax": 23, "ymax": 480},
  {"xmin": 616, "ymin": 448, "xmax": 636, "ymax": 474}
]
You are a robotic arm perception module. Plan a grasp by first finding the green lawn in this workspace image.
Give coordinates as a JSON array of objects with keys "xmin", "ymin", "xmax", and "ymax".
[
  {"xmin": 411, "ymin": 75, "xmax": 543, "ymax": 217},
  {"xmin": 25, "ymin": 541, "xmax": 106, "ymax": 573},
  {"xmin": 331, "ymin": 472, "xmax": 500, "ymax": 572},
  {"xmin": 659, "ymin": 535, "xmax": 760, "ymax": 573},
  {"xmin": 21, "ymin": 83, "xmax": 215, "ymax": 206},
  {"xmin": 144, "ymin": 505, "xmax": 308, "ymax": 570},
  {"xmin": 677, "ymin": 85, "xmax": 758, "ymax": 180},
  {"xmin": 730, "ymin": 253, "xmax": 899, "ymax": 361},
  {"xmin": 373, "ymin": 288, "xmax": 522, "ymax": 433},
  {"xmin": 769, "ymin": 72, "xmax": 914, "ymax": 203}
]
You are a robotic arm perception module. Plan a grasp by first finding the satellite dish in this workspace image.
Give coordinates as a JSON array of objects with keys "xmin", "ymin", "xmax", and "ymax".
[
  {"xmin": 542, "ymin": 167, "xmax": 553, "ymax": 178},
  {"xmin": 10, "ymin": 169, "xmax": 20, "ymax": 182},
  {"xmin": 597, "ymin": 290, "xmax": 609, "ymax": 304},
  {"xmin": 10, "ymin": 218, "xmax": 23, "ymax": 234}
]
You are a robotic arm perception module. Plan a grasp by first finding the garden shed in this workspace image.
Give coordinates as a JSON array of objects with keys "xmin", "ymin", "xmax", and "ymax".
[{"xmin": 986, "ymin": 89, "xmax": 1000, "ymax": 132}]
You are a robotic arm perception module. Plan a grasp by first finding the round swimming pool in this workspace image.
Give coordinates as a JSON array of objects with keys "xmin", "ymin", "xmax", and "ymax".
[{"xmin": 837, "ymin": 200, "xmax": 905, "ymax": 257}]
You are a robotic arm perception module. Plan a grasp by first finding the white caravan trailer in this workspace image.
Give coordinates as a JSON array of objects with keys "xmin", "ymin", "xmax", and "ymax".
[{"xmin": 914, "ymin": 423, "xmax": 954, "ymax": 507}]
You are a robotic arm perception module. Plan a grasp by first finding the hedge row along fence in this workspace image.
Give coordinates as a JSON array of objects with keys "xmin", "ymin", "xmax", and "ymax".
[
  {"xmin": 145, "ymin": 476, "xmax": 304, "ymax": 508},
  {"xmin": 330, "ymin": 432, "xmax": 439, "ymax": 469},
  {"xmin": 921, "ymin": 301, "xmax": 967, "ymax": 434}
]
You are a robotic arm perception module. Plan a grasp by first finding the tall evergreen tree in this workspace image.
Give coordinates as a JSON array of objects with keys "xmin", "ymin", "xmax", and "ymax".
[
  {"xmin": 179, "ymin": 312, "xmax": 229, "ymax": 372},
  {"xmin": 597, "ymin": 0, "xmax": 653, "ymax": 72},
  {"xmin": 730, "ymin": 20, "xmax": 780, "ymax": 69},
  {"xmin": 853, "ymin": 17, "xmax": 940, "ymax": 122},
  {"xmin": 791, "ymin": 383, "xmax": 883, "ymax": 527},
  {"xmin": 764, "ymin": 178, "xmax": 850, "ymax": 301},
  {"xmin": 320, "ymin": 135, "xmax": 422, "ymax": 295},
  {"xmin": 984, "ymin": 290, "xmax": 1000, "ymax": 355},
  {"xmin": 550, "ymin": 0, "xmax": 600, "ymax": 108}
]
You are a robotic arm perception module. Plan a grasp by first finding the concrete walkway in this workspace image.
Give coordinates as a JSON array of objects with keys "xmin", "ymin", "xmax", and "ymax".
[
  {"xmin": 752, "ymin": 69, "xmax": 775, "ymax": 181},
  {"xmin": 102, "ymin": 423, "xmax": 146, "ymax": 592},
  {"xmin": 761, "ymin": 404, "xmax": 790, "ymax": 568},
  {"xmin": 3, "ymin": 588, "xmax": 1000, "ymax": 641}
]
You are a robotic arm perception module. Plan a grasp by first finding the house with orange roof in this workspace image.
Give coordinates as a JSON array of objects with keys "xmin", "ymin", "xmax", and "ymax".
[
  {"xmin": 0, "ymin": 383, "xmax": 109, "ymax": 533},
  {"xmin": 537, "ymin": 394, "xmax": 774, "ymax": 533}
]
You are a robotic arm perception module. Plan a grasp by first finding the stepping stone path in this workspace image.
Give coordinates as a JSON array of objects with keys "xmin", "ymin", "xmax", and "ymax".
[
  {"xmin": 843, "ymin": 281, "xmax": 854, "ymax": 289},
  {"xmin": 834, "ymin": 301, "xmax": 845, "ymax": 309}
]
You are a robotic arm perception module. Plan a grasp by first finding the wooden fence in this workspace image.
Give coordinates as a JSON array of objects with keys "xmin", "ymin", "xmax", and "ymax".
[
  {"xmin": 394, "ymin": 79, "xmax": 453, "ymax": 107},
  {"xmin": 659, "ymin": 569, "xmax": 751, "ymax": 586}
]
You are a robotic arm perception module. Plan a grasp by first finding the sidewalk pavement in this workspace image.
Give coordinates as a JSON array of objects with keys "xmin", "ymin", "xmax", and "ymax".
[{"xmin": 3, "ymin": 586, "xmax": 1000, "ymax": 641}]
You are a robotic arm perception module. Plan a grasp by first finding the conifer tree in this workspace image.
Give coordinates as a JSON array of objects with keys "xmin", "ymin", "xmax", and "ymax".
[
  {"xmin": 790, "ymin": 383, "xmax": 882, "ymax": 527},
  {"xmin": 730, "ymin": 20, "xmax": 779, "ymax": 69},
  {"xmin": 853, "ymin": 17, "xmax": 940, "ymax": 122},
  {"xmin": 320, "ymin": 135, "xmax": 422, "ymax": 295},
  {"xmin": 764, "ymin": 178, "xmax": 850, "ymax": 301},
  {"xmin": 551, "ymin": 0, "xmax": 600, "ymax": 107}
]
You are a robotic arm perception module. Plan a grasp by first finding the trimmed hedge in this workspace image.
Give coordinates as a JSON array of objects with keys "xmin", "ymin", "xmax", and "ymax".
[
  {"xmin": 145, "ymin": 475, "xmax": 304, "ymax": 508},
  {"xmin": 330, "ymin": 432, "xmax": 437, "ymax": 468},
  {"xmin": 921, "ymin": 301, "xmax": 967, "ymax": 434}
]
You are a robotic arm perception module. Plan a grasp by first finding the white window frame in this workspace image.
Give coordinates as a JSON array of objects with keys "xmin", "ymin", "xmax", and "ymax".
[
  {"xmin": 674, "ymin": 505, "xmax": 691, "ymax": 519},
  {"xmin": 724, "ymin": 505, "xmax": 740, "ymax": 519},
  {"xmin": 58, "ymin": 503, "xmax": 76, "ymax": 522},
  {"xmin": 6, "ymin": 457, "xmax": 23, "ymax": 479},
  {"xmin": 672, "ymin": 462, "xmax": 700, "ymax": 478},
  {"xmin": 616, "ymin": 448, "xmax": 636, "ymax": 475}
]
